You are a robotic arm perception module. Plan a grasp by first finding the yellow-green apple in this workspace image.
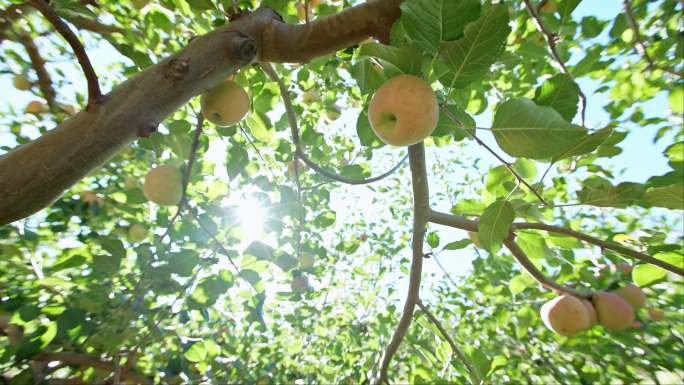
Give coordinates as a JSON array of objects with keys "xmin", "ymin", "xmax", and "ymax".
[
  {"xmin": 201, "ymin": 80, "xmax": 250, "ymax": 126},
  {"xmin": 25, "ymin": 101, "xmax": 47, "ymax": 114},
  {"xmin": 580, "ymin": 299, "xmax": 598, "ymax": 328},
  {"xmin": 143, "ymin": 165, "xmax": 183, "ymax": 205},
  {"xmin": 13, "ymin": 75, "xmax": 31, "ymax": 90},
  {"xmin": 648, "ymin": 308, "xmax": 665, "ymax": 321},
  {"xmin": 368, "ymin": 74, "xmax": 439, "ymax": 146},
  {"xmin": 127, "ymin": 224, "xmax": 148, "ymax": 243},
  {"xmin": 298, "ymin": 253, "xmax": 315, "ymax": 269},
  {"xmin": 613, "ymin": 284, "xmax": 646, "ymax": 308},
  {"xmin": 592, "ymin": 292, "xmax": 635, "ymax": 331},
  {"xmin": 540, "ymin": 295, "xmax": 590, "ymax": 336}
]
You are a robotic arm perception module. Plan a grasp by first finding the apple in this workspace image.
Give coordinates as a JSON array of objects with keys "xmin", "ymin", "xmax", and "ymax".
[
  {"xmin": 580, "ymin": 299, "xmax": 598, "ymax": 328},
  {"xmin": 287, "ymin": 159, "xmax": 305, "ymax": 178},
  {"xmin": 539, "ymin": 0, "xmax": 557, "ymax": 13},
  {"xmin": 298, "ymin": 253, "xmax": 315, "ymax": 269},
  {"xmin": 613, "ymin": 284, "xmax": 646, "ymax": 308},
  {"xmin": 325, "ymin": 104, "xmax": 342, "ymax": 122},
  {"xmin": 201, "ymin": 80, "xmax": 250, "ymax": 127},
  {"xmin": 368, "ymin": 74, "xmax": 439, "ymax": 146},
  {"xmin": 540, "ymin": 295, "xmax": 590, "ymax": 336},
  {"xmin": 648, "ymin": 308, "xmax": 665, "ymax": 321},
  {"xmin": 143, "ymin": 165, "xmax": 183, "ymax": 205},
  {"xmin": 291, "ymin": 275, "xmax": 309, "ymax": 293},
  {"xmin": 25, "ymin": 101, "xmax": 47, "ymax": 114},
  {"xmin": 79, "ymin": 191, "xmax": 104, "ymax": 205},
  {"xmin": 592, "ymin": 292, "xmax": 635, "ymax": 331},
  {"xmin": 127, "ymin": 224, "xmax": 148, "ymax": 243},
  {"xmin": 302, "ymin": 89, "xmax": 319, "ymax": 103},
  {"xmin": 616, "ymin": 262, "xmax": 633, "ymax": 274},
  {"xmin": 132, "ymin": 0, "xmax": 150, "ymax": 10},
  {"xmin": 13, "ymin": 75, "xmax": 31, "ymax": 90},
  {"xmin": 256, "ymin": 376, "xmax": 271, "ymax": 385}
]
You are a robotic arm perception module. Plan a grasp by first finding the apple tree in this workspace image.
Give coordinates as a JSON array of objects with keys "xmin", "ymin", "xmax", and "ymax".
[{"xmin": 0, "ymin": 0, "xmax": 682, "ymax": 384}]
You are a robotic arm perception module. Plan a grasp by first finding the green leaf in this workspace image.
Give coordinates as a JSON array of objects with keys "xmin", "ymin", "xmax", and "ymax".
[
  {"xmin": 98, "ymin": 237, "xmax": 126, "ymax": 259},
  {"xmin": 399, "ymin": 0, "xmax": 481, "ymax": 53},
  {"xmin": 356, "ymin": 110, "xmax": 384, "ymax": 148},
  {"xmin": 350, "ymin": 59, "xmax": 386, "ymax": 95},
  {"xmin": 92, "ymin": 254, "xmax": 122, "ymax": 274},
  {"xmin": 669, "ymin": 87, "xmax": 684, "ymax": 114},
  {"xmin": 226, "ymin": 143, "xmax": 249, "ymax": 180},
  {"xmin": 478, "ymin": 200, "xmax": 515, "ymax": 251},
  {"xmin": 167, "ymin": 249, "xmax": 199, "ymax": 276},
  {"xmin": 184, "ymin": 341, "xmax": 207, "ymax": 363},
  {"xmin": 577, "ymin": 177, "xmax": 645, "ymax": 208},
  {"xmin": 437, "ymin": 4, "xmax": 511, "ymax": 89},
  {"xmin": 632, "ymin": 253, "xmax": 683, "ymax": 287},
  {"xmin": 509, "ymin": 273, "xmax": 534, "ymax": 295},
  {"xmin": 645, "ymin": 184, "xmax": 684, "ymax": 209},
  {"xmin": 245, "ymin": 113, "xmax": 273, "ymax": 142},
  {"xmin": 492, "ymin": 99, "xmax": 607, "ymax": 160},
  {"xmin": 357, "ymin": 43, "xmax": 422, "ymax": 76},
  {"xmin": 426, "ymin": 232, "xmax": 440, "ymax": 248},
  {"xmin": 245, "ymin": 241, "xmax": 298, "ymax": 272},
  {"xmin": 516, "ymin": 232, "xmax": 550, "ymax": 260},
  {"xmin": 433, "ymin": 105, "xmax": 475, "ymax": 141},
  {"xmin": 533, "ymin": 74, "xmax": 580, "ymax": 121},
  {"xmin": 442, "ymin": 239, "xmax": 472, "ymax": 251},
  {"xmin": 186, "ymin": 0, "xmax": 215, "ymax": 11}
]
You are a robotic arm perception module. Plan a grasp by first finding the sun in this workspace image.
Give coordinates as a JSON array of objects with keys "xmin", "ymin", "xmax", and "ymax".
[{"xmin": 236, "ymin": 196, "xmax": 267, "ymax": 240}]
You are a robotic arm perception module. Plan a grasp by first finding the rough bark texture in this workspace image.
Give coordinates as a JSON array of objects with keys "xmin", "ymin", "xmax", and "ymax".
[{"xmin": 0, "ymin": 0, "xmax": 405, "ymax": 225}]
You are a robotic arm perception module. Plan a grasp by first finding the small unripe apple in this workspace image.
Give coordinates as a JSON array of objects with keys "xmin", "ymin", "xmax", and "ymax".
[
  {"xmin": 592, "ymin": 292, "xmax": 635, "ymax": 331},
  {"xmin": 631, "ymin": 321, "xmax": 642, "ymax": 329},
  {"xmin": 580, "ymin": 299, "xmax": 598, "ymax": 328},
  {"xmin": 291, "ymin": 275, "xmax": 309, "ymax": 293},
  {"xmin": 616, "ymin": 262, "xmax": 633, "ymax": 274},
  {"xmin": 368, "ymin": 74, "xmax": 439, "ymax": 146},
  {"xmin": 25, "ymin": 101, "xmax": 47, "ymax": 114},
  {"xmin": 359, "ymin": 234, "xmax": 368, "ymax": 242},
  {"xmin": 613, "ymin": 284, "xmax": 646, "ymax": 308},
  {"xmin": 143, "ymin": 165, "xmax": 183, "ymax": 205},
  {"xmin": 79, "ymin": 191, "xmax": 104, "ymax": 205},
  {"xmin": 298, "ymin": 253, "xmax": 315, "ymax": 269},
  {"xmin": 127, "ymin": 224, "xmax": 148, "ymax": 243},
  {"xmin": 540, "ymin": 295, "xmax": 590, "ymax": 336},
  {"xmin": 201, "ymin": 80, "xmax": 250, "ymax": 127},
  {"xmin": 132, "ymin": 0, "xmax": 150, "ymax": 10},
  {"xmin": 302, "ymin": 89, "xmax": 319, "ymax": 103},
  {"xmin": 325, "ymin": 104, "xmax": 342, "ymax": 122},
  {"xmin": 287, "ymin": 159, "xmax": 305, "ymax": 178},
  {"xmin": 13, "ymin": 75, "xmax": 31, "ymax": 90},
  {"xmin": 648, "ymin": 308, "xmax": 665, "ymax": 321}
]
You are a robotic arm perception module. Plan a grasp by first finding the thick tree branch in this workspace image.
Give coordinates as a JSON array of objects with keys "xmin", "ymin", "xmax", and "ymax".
[
  {"xmin": 28, "ymin": 0, "xmax": 103, "ymax": 106},
  {"xmin": 416, "ymin": 300, "xmax": 481, "ymax": 385},
  {"xmin": 0, "ymin": 0, "xmax": 403, "ymax": 226},
  {"xmin": 33, "ymin": 352, "xmax": 152, "ymax": 384},
  {"xmin": 522, "ymin": 0, "xmax": 587, "ymax": 126},
  {"xmin": 262, "ymin": 62, "xmax": 408, "ymax": 185},
  {"xmin": 16, "ymin": 32, "xmax": 59, "ymax": 112},
  {"xmin": 622, "ymin": 0, "xmax": 681, "ymax": 77},
  {"xmin": 512, "ymin": 222, "xmax": 684, "ymax": 277},
  {"xmin": 377, "ymin": 143, "xmax": 428, "ymax": 384},
  {"xmin": 504, "ymin": 236, "xmax": 593, "ymax": 298}
]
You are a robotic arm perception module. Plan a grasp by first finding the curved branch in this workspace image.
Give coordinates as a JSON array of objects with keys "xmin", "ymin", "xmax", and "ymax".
[
  {"xmin": 377, "ymin": 143, "xmax": 429, "ymax": 384},
  {"xmin": 504, "ymin": 236, "xmax": 593, "ymax": 299},
  {"xmin": 33, "ymin": 352, "xmax": 152, "ymax": 384},
  {"xmin": 522, "ymin": 0, "xmax": 587, "ymax": 126},
  {"xmin": 622, "ymin": 0, "xmax": 681, "ymax": 77},
  {"xmin": 512, "ymin": 222, "xmax": 684, "ymax": 277},
  {"xmin": 28, "ymin": 0, "xmax": 102, "ymax": 105},
  {"xmin": 262, "ymin": 62, "xmax": 408, "ymax": 185},
  {"xmin": 416, "ymin": 300, "xmax": 481, "ymax": 385},
  {"xmin": 16, "ymin": 32, "xmax": 59, "ymax": 112}
]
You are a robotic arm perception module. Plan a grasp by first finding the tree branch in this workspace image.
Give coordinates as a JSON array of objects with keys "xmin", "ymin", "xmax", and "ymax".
[
  {"xmin": 377, "ymin": 143, "xmax": 429, "ymax": 384},
  {"xmin": 512, "ymin": 222, "xmax": 684, "ymax": 277},
  {"xmin": 504, "ymin": 236, "xmax": 593, "ymax": 298},
  {"xmin": 28, "ymin": 0, "xmax": 103, "ymax": 106},
  {"xmin": 522, "ymin": 0, "xmax": 587, "ymax": 126},
  {"xmin": 16, "ymin": 32, "xmax": 59, "ymax": 112},
  {"xmin": 0, "ymin": 0, "xmax": 404, "ymax": 226},
  {"xmin": 416, "ymin": 300, "xmax": 481, "ymax": 385},
  {"xmin": 621, "ymin": 0, "xmax": 681, "ymax": 77},
  {"xmin": 262, "ymin": 62, "xmax": 408, "ymax": 185},
  {"xmin": 66, "ymin": 15, "xmax": 126, "ymax": 35},
  {"xmin": 33, "ymin": 352, "xmax": 152, "ymax": 384}
]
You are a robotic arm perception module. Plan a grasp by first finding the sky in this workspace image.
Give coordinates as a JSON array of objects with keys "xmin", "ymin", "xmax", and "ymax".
[{"xmin": 0, "ymin": 1, "xmax": 680, "ymax": 296}]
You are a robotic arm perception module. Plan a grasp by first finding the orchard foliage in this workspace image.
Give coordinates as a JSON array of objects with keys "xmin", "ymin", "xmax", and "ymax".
[{"xmin": 0, "ymin": 0, "xmax": 683, "ymax": 384}]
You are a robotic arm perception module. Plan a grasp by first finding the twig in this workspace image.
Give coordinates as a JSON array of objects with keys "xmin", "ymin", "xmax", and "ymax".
[
  {"xmin": 512, "ymin": 222, "xmax": 684, "ymax": 277},
  {"xmin": 522, "ymin": 0, "xmax": 587, "ymax": 126},
  {"xmin": 377, "ymin": 143, "xmax": 429, "ymax": 384},
  {"xmin": 504, "ymin": 236, "xmax": 593, "ymax": 298},
  {"xmin": 622, "ymin": 0, "xmax": 681, "ymax": 77},
  {"xmin": 28, "ymin": 0, "xmax": 103, "ymax": 106},
  {"xmin": 16, "ymin": 32, "xmax": 59, "ymax": 112},
  {"xmin": 160, "ymin": 113, "xmax": 204, "ymax": 241},
  {"xmin": 443, "ymin": 108, "xmax": 549, "ymax": 206},
  {"xmin": 261, "ymin": 62, "xmax": 408, "ymax": 185},
  {"xmin": 416, "ymin": 300, "xmax": 481, "ymax": 385},
  {"xmin": 65, "ymin": 15, "xmax": 126, "ymax": 35},
  {"xmin": 188, "ymin": 207, "xmax": 240, "ymax": 272}
]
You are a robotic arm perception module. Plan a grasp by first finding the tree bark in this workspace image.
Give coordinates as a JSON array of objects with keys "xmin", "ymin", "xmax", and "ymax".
[{"xmin": 0, "ymin": 0, "xmax": 404, "ymax": 225}]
